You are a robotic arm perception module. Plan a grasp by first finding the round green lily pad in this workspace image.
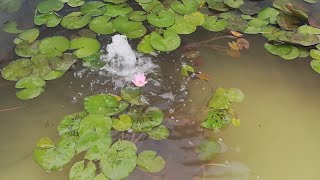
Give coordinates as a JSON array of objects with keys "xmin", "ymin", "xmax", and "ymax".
[
  {"xmin": 112, "ymin": 114, "xmax": 132, "ymax": 131},
  {"xmin": 2, "ymin": 21, "xmax": 26, "ymax": 34},
  {"xmin": 137, "ymin": 150, "xmax": 165, "ymax": 173},
  {"xmin": 104, "ymin": 3, "xmax": 133, "ymax": 17},
  {"xmin": 34, "ymin": 12, "xmax": 62, "ymax": 27},
  {"xmin": 170, "ymin": 0, "xmax": 199, "ymax": 15},
  {"xmin": 84, "ymin": 135, "xmax": 112, "ymax": 160},
  {"xmin": 69, "ymin": 37, "xmax": 101, "ymax": 58},
  {"xmin": 15, "ymin": 40, "xmax": 40, "ymax": 58},
  {"xmin": 104, "ymin": 0, "xmax": 128, "ymax": 4},
  {"xmin": 149, "ymin": 30, "xmax": 181, "ymax": 52},
  {"xmin": 130, "ymin": 106, "xmax": 164, "ymax": 132},
  {"xmin": 137, "ymin": 35, "xmax": 154, "ymax": 54},
  {"xmin": 16, "ymin": 87, "xmax": 45, "ymax": 100},
  {"xmin": 224, "ymin": 0, "xmax": 244, "ymax": 8},
  {"xmin": 202, "ymin": 16, "xmax": 229, "ymax": 32},
  {"xmin": 1, "ymin": 59, "xmax": 34, "ymax": 81},
  {"xmin": 39, "ymin": 36, "xmax": 70, "ymax": 57},
  {"xmin": 80, "ymin": 1, "xmax": 107, "ymax": 16},
  {"xmin": 49, "ymin": 53, "xmax": 77, "ymax": 71},
  {"xmin": 310, "ymin": 49, "xmax": 320, "ymax": 60},
  {"xmin": 128, "ymin": 11, "xmax": 147, "ymax": 21},
  {"xmin": 89, "ymin": 16, "xmax": 115, "ymax": 35},
  {"xmin": 147, "ymin": 125, "xmax": 169, "ymax": 140},
  {"xmin": 100, "ymin": 140, "xmax": 137, "ymax": 180},
  {"xmin": 37, "ymin": 0, "xmax": 64, "ymax": 13},
  {"xmin": 42, "ymin": 70, "xmax": 65, "ymax": 80},
  {"xmin": 125, "ymin": 25, "xmax": 147, "ymax": 38},
  {"xmin": 57, "ymin": 111, "xmax": 89, "ymax": 137},
  {"xmin": 69, "ymin": 160, "xmax": 96, "ymax": 180},
  {"xmin": 112, "ymin": 16, "xmax": 142, "ymax": 33},
  {"xmin": 147, "ymin": 10, "xmax": 175, "ymax": 27},
  {"xmin": 15, "ymin": 76, "xmax": 45, "ymax": 89},
  {"xmin": 14, "ymin": 28, "xmax": 39, "ymax": 44},
  {"xmin": 311, "ymin": 59, "xmax": 320, "ymax": 73},
  {"xmin": 168, "ymin": 15, "xmax": 197, "ymax": 34},
  {"xmin": 66, "ymin": 0, "xmax": 85, "ymax": 7},
  {"xmin": 280, "ymin": 46, "xmax": 299, "ymax": 60},
  {"xmin": 61, "ymin": 12, "xmax": 92, "ymax": 29}
]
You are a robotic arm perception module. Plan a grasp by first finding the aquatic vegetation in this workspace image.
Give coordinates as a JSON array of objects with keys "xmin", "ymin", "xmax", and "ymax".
[
  {"xmin": 33, "ymin": 92, "xmax": 168, "ymax": 179},
  {"xmin": 196, "ymin": 138, "xmax": 221, "ymax": 161},
  {"xmin": 201, "ymin": 87, "xmax": 244, "ymax": 130}
]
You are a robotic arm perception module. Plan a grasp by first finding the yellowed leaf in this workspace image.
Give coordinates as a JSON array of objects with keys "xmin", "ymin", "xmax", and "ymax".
[
  {"xmin": 228, "ymin": 41, "xmax": 239, "ymax": 51},
  {"xmin": 230, "ymin": 31, "xmax": 243, "ymax": 37}
]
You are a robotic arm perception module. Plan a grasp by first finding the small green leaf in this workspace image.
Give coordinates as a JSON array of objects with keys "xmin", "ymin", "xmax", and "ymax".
[
  {"xmin": 147, "ymin": 10, "xmax": 175, "ymax": 27},
  {"xmin": 130, "ymin": 107, "xmax": 164, "ymax": 132},
  {"xmin": 181, "ymin": 64, "xmax": 194, "ymax": 77},
  {"xmin": 14, "ymin": 28, "xmax": 40, "ymax": 44},
  {"xmin": 149, "ymin": 30, "xmax": 181, "ymax": 52},
  {"xmin": 80, "ymin": 1, "xmax": 107, "ymax": 16},
  {"xmin": 170, "ymin": 0, "xmax": 199, "ymax": 15},
  {"xmin": 16, "ymin": 87, "xmax": 45, "ymax": 100},
  {"xmin": 202, "ymin": 16, "xmax": 228, "ymax": 32},
  {"xmin": 1, "ymin": 59, "xmax": 34, "ymax": 81},
  {"xmin": 310, "ymin": 59, "xmax": 320, "ymax": 73},
  {"xmin": 34, "ymin": 12, "xmax": 62, "ymax": 27},
  {"xmin": 39, "ymin": 36, "xmax": 70, "ymax": 57},
  {"xmin": 147, "ymin": 125, "xmax": 169, "ymax": 140},
  {"xmin": 196, "ymin": 139, "xmax": 221, "ymax": 161},
  {"xmin": 137, "ymin": 35, "xmax": 155, "ymax": 54},
  {"xmin": 2, "ymin": 21, "xmax": 26, "ymax": 34},
  {"xmin": 93, "ymin": 174, "xmax": 109, "ymax": 180},
  {"xmin": 61, "ymin": 12, "xmax": 91, "ymax": 29},
  {"xmin": 15, "ymin": 77, "xmax": 45, "ymax": 89},
  {"xmin": 120, "ymin": 88, "xmax": 143, "ymax": 105},
  {"xmin": 137, "ymin": 150, "xmax": 165, "ymax": 173},
  {"xmin": 89, "ymin": 16, "xmax": 114, "ymax": 35},
  {"xmin": 224, "ymin": 0, "xmax": 244, "ymax": 8},
  {"xmin": 69, "ymin": 160, "xmax": 96, "ymax": 180},
  {"xmin": 297, "ymin": 25, "xmax": 320, "ymax": 35},
  {"xmin": 69, "ymin": 37, "xmax": 101, "ymax": 58},
  {"xmin": 104, "ymin": 3, "xmax": 133, "ymax": 17},
  {"xmin": 128, "ymin": 11, "xmax": 147, "ymax": 21},
  {"xmin": 57, "ymin": 111, "xmax": 89, "ymax": 137},
  {"xmin": 310, "ymin": 49, "xmax": 320, "ymax": 60},
  {"xmin": 112, "ymin": 16, "xmax": 142, "ymax": 33},
  {"xmin": 112, "ymin": 114, "xmax": 132, "ymax": 131},
  {"xmin": 37, "ymin": 0, "xmax": 64, "ymax": 13}
]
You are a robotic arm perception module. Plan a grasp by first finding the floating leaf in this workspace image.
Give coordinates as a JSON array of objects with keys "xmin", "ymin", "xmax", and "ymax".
[
  {"xmin": 33, "ymin": 137, "xmax": 76, "ymax": 171},
  {"xmin": 104, "ymin": 0, "xmax": 128, "ymax": 4},
  {"xmin": 201, "ymin": 109, "xmax": 231, "ymax": 129},
  {"xmin": 170, "ymin": 0, "xmax": 199, "ymax": 15},
  {"xmin": 14, "ymin": 28, "xmax": 39, "ymax": 44},
  {"xmin": 120, "ymin": 88, "xmax": 143, "ymax": 105},
  {"xmin": 112, "ymin": 114, "xmax": 132, "ymax": 131},
  {"xmin": 207, "ymin": 0, "xmax": 229, "ymax": 12},
  {"xmin": 69, "ymin": 161, "xmax": 96, "ymax": 180},
  {"xmin": 104, "ymin": 3, "xmax": 133, "ymax": 17},
  {"xmin": 310, "ymin": 49, "xmax": 320, "ymax": 60},
  {"xmin": 196, "ymin": 138, "xmax": 221, "ymax": 161},
  {"xmin": 2, "ymin": 21, "xmax": 26, "ymax": 34},
  {"xmin": 15, "ymin": 76, "xmax": 45, "ymax": 89},
  {"xmin": 128, "ymin": 11, "xmax": 147, "ymax": 21},
  {"xmin": 42, "ymin": 70, "xmax": 65, "ymax": 80},
  {"xmin": 16, "ymin": 87, "xmax": 45, "ymax": 100},
  {"xmin": 80, "ymin": 1, "xmax": 107, "ymax": 16},
  {"xmin": 78, "ymin": 114, "xmax": 112, "ymax": 136},
  {"xmin": 57, "ymin": 111, "xmax": 88, "ymax": 137},
  {"xmin": 298, "ymin": 47, "xmax": 309, "ymax": 58},
  {"xmin": 130, "ymin": 107, "xmax": 164, "ymax": 132},
  {"xmin": 112, "ymin": 16, "xmax": 142, "ymax": 33},
  {"xmin": 61, "ymin": 12, "xmax": 91, "ymax": 29},
  {"xmin": 37, "ymin": 0, "xmax": 64, "ymax": 13},
  {"xmin": 15, "ymin": 40, "xmax": 40, "ymax": 58},
  {"xmin": 100, "ymin": 140, "xmax": 137, "ymax": 180},
  {"xmin": 1, "ymin": 59, "xmax": 34, "ymax": 81},
  {"xmin": 125, "ymin": 25, "xmax": 147, "ymax": 39},
  {"xmin": 208, "ymin": 88, "xmax": 230, "ymax": 109},
  {"xmin": 276, "ymin": 13, "xmax": 300, "ymax": 30},
  {"xmin": 34, "ymin": 12, "xmax": 62, "ymax": 27},
  {"xmin": 239, "ymin": 1, "xmax": 260, "ymax": 15},
  {"xmin": 65, "ymin": 0, "xmax": 85, "ymax": 7},
  {"xmin": 139, "ymin": 0, "xmax": 163, "ymax": 12},
  {"xmin": 147, "ymin": 125, "xmax": 169, "ymax": 140},
  {"xmin": 168, "ymin": 15, "xmax": 197, "ymax": 34},
  {"xmin": 224, "ymin": 0, "xmax": 244, "ymax": 8},
  {"xmin": 297, "ymin": 25, "xmax": 320, "ymax": 35},
  {"xmin": 147, "ymin": 10, "xmax": 175, "ymax": 28},
  {"xmin": 84, "ymin": 135, "xmax": 112, "ymax": 160},
  {"xmin": 230, "ymin": 31, "xmax": 243, "ymax": 37},
  {"xmin": 93, "ymin": 174, "xmax": 109, "ymax": 180},
  {"xmin": 248, "ymin": 18, "xmax": 269, "ymax": 27},
  {"xmin": 264, "ymin": 43, "xmax": 299, "ymax": 60},
  {"xmin": 84, "ymin": 94, "xmax": 129, "ymax": 116},
  {"xmin": 257, "ymin": 7, "xmax": 279, "ymax": 24},
  {"xmin": 137, "ymin": 150, "xmax": 165, "ymax": 173},
  {"xmin": 49, "ymin": 53, "xmax": 77, "ymax": 71},
  {"xmin": 184, "ymin": 11, "xmax": 205, "ymax": 26},
  {"xmin": 149, "ymin": 30, "xmax": 181, "ymax": 52},
  {"xmin": 89, "ymin": 16, "xmax": 114, "ymax": 35},
  {"xmin": 69, "ymin": 37, "xmax": 101, "ymax": 58},
  {"xmin": 39, "ymin": 36, "xmax": 70, "ymax": 57},
  {"xmin": 310, "ymin": 59, "xmax": 320, "ymax": 73},
  {"xmin": 137, "ymin": 35, "xmax": 155, "ymax": 54}
]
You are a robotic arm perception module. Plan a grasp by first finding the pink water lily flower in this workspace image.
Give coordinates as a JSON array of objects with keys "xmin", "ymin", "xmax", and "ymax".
[{"xmin": 132, "ymin": 72, "xmax": 148, "ymax": 87}]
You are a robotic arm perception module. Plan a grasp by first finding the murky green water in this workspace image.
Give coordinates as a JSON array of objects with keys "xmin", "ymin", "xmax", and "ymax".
[{"xmin": 1, "ymin": 1, "xmax": 320, "ymax": 180}]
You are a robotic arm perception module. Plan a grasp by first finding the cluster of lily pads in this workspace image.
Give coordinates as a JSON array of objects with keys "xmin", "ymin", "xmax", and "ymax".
[
  {"xmin": 201, "ymin": 87, "xmax": 244, "ymax": 130},
  {"xmin": 34, "ymin": 89, "xmax": 169, "ymax": 179}
]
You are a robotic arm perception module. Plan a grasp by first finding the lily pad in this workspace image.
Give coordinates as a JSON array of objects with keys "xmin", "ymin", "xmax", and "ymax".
[
  {"xmin": 297, "ymin": 25, "xmax": 320, "ymax": 35},
  {"xmin": 49, "ymin": 53, "xmax": 77, "ymax": 71},
  {"xmin": 196, "ymin": 138, "xmax": 221, "ymax": 161},
  {"xmin": 112, "ymin": 16, "xmax": 142, "ymax": 33},
  {"xmin": 112, "ymin": 114, "xmax": 132, "ymax": 131},
  {"xmin": 147, "ymin": 10, "xmax": 175, "ymax": 27},
  {"xmin": 248, "ymin": 18, "xmax": 269, "ymax": 27},
  {"xmin": 61, "ymin": 12, "xmax": 91, "ymax": 29},
  {"xmin": 84, "ymin": 94, "xmax": 129, "ymax": 116},
  {"xmin": 139, "ymin": 0, "xmax": 162, "ymax": 12},
  {"xmin": 149, "ymin": 30, "xmax": 181, "ymax": 52},
  {"xmin": 137, "ymin": 35, "xmax": 155, "ymax": 54},
  {"xmin": 57, "ymin": 111, "xmax": 89, "ymax": 137},
  {"xmin": 137, "ymin": 150, "xmax": 165, "ymax": 173},
  {"xmin": 80, "ymin": 1, "xmax": 107, "ymax": 16},
  {"xmin": 276, "ymin": 13, "xmax": 300, "ymax": 30},
  {"xmin": 104, "ymin": 0, "xmax": 128, "ymax": 4},
  {"xmin": 184, "ymin": 11, "xmax": 205, "ymax": 26},
  {"xmin": 128, "ymin": 11, "xmax": 147, "ymax": 21},
  {"xmin": 93, "ymin": 174, "xmax": 109, "ymax": 180},
  {"xmin": 16, "ymin": 87, "xmax": 45, "ymax": 100},
  {"xmin": 33, "ymin": 136, "xmax": 76, "ymax": 171},
  {"xmin": 69, "ymin": 161, "xmax": 96, "ymax": 180},
  {"xmin": 201, "ymin": 109, "xmax": 231, "ymax": 129},
  {"xmin": 310, "ymin": 49, "xmax": 320, "ymax": 60},
  {"xmin": 120, "ymin": 88, "xmax": 143, "ymax": 105},
  {"xmin": 15, "ymin": 40, "xmax": 40, "ymax": 58},
  {"xmin": 78, "ymin": 114, "xmax": 112, "ymax": 136},
  {"xmin": 64, "ymin": 0, "xmax": 85, "ymax": 7},
  {"xmin": 34, "ymin": 12, "xmax": 62, "ymax": 27},
  {"xmin": 100, "ymin": 140, "xmax": 137, "ymax": 180},
  {"xmin": 104, "ymin": 3, "xmax": 133, "ymax": 17},
  {"xmin": 130, "ymin": 107, "xmax": 164, "ymax": 132},
  {"xmin": 42, "ymin": 70, "xmax": 65, "ymax": 80},
  {"xmin": 310, "ymin": 59, "xmax": 320, "ymax": 73},
  {"xmin": 14, "ymin": 28, "xmax": 40, "ymax": 44},
  {"xmin": 1, "ymin": 59, "xmax": 34, "ymax": 81},
  {"xmin": 15, "ymin": 76, "xmax": 45, "ymax": 89},
  {"xmin": 125, "ymin": 25, "xmax": 147, "ymax": 39},
  {"xmin": 208, "ymin": 88, "xmax": 230, "ymax": 109},
  {"xmin": 168, "ymin": 15, "xmax": 197, "ymax": 34},
  {"xmin": 39, "ymin": 36, "xmax": 70, "ymax": 57},
  {"xmin": 207, "ymin": 0, "xmax": 229, "ymax": 12},
  {"xmin": 89, "ymin": 16, "xmax": 114, "ymax": 35},
  {"xmin": 224, "ymin": 0, "xmax": 244, "ymax": 8},
  {"xmin": 170, "ymin": 0, "xmax": 199, "ymax": 15},
  {"xmin": 264, "ymin": 43, "xmax": 299, "ymax": 60},
  {"xmin": 2, "ymin": 21, "xmax": 26, "ymax": 34},
  {"xmin": 37, "ymin": 0, "xmax": 64, "ymax": 13},
  {"xmin": 84, "ymin": 135, "xmax": 112, "ymax": 160},
  {"xmin": 202, "ymin": 15, "xmax": 229, "ymax": 32},
  {"xmin": 147, "ymin": 125, "xmax": 169, "ymax": 140},
  {"xmin": 69, "ymin": 37, "xmax": 101, "ymax": 58},
  {"xmin": 258, "ymin": 7, "xmax": 279, "ymax": 24}
]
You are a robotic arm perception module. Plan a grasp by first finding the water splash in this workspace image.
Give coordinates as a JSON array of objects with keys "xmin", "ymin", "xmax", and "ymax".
[{"xmin": 100, "ymin": 34, "xmax": 157, "ymax": 88}]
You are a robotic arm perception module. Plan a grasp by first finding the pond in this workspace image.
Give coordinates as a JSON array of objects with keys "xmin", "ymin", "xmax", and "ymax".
[{"xmin": 1, "ymin": 0, "xmax": 320, "ymax": 180}]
